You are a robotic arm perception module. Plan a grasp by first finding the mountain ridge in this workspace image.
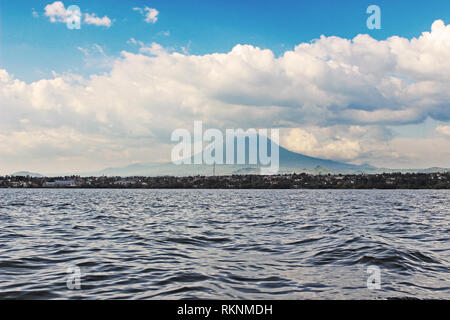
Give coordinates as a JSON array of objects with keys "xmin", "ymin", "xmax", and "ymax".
[
  {"xmin": 9, "ymin": 140, "xmax": 449, "ymax": 177},
  {"xmin": 80, "ymin": 141, "xmax": 375, "ymax": 176}
]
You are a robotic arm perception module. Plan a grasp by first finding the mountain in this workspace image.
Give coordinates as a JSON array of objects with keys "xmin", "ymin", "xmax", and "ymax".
[
  {"xmin": 277, "ymin": 143, "xmax": 375, "ymax": 171},
  {"xmin": 11, "ymin": 171, "xmax": 43, "ymax": 178},
  {"xmin": 81, "ymin": 137, "xmax": 375, "ymax": 177}
]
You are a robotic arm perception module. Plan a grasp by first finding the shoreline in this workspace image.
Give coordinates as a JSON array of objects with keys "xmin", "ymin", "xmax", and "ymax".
[{"xmin": 2, "ymin": 172, "xmax": 449, "ymax": 189}]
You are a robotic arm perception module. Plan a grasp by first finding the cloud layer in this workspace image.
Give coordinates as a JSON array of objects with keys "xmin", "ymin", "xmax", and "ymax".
[{"xmin": 1, "ymin": 20, "xmax": 450, "ymax": 173}]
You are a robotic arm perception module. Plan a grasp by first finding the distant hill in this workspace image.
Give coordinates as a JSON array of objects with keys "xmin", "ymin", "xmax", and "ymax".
[
  {"xmin": 11, "ymin": 171, "xmax": 43, "ymax": 178},
  {"xmin": 373, "ymin": 167, "xmax": 450, "ymax": 174}
]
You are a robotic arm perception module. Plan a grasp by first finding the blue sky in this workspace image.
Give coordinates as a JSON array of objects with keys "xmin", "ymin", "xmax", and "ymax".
[
  {"xmin": 0, "ymin": 1, "xmax": 450, "ymax": 174},
  {"xmin": 1, "ymin": 0, "xmax": 449, "ymax": 82}
]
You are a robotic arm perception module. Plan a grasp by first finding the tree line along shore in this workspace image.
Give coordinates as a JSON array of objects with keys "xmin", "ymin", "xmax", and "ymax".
[{"xmin": 1, "ymin": 172, "xmax": 449, "ymax": 189}]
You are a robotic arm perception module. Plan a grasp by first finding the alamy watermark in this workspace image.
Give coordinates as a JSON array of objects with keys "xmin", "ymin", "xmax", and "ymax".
[
  {"xmin": 66, "ymin": 5, "xmax": 82, "ymax": 29},
  {"xmin": 66, "ymin": 265, "xmax": 81, "ymax": 290},
  {"xmin": 171, "ymin": 121, "xmax": 280, "ymax": 174},
  {"xmin": 366, "ymin": 5, "xmax": 381, "ymax": 30},
  {"xmin": 366, "ymin": 265, "xmax": 381, "ymax": 290}
]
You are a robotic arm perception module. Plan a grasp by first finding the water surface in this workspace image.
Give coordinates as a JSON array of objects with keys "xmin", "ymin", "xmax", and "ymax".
[{"xmin": 0, "ymin": 189, "xmax": 449, "ymax": 299}]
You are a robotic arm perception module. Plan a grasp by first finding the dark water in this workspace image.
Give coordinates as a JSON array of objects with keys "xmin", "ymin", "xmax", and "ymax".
[{"xmin": 0, "ymin": 189, "xmax": 449, "ymax": 300}]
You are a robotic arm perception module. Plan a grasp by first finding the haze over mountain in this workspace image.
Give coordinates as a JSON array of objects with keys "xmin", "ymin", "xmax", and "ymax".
[
  {"xmin": 8, "ymin": 142, "xmax": 449, "ymax": 178},
  {"xmin": 8, "ymin": 137, "xmax": 449, "ymax": 177},
  {"xmin": 81, "ymin": 137, "xmax": 376, "ymax": 177},
  {"xmin": 11, "ymin": 171, "xmax": 43, "ymax": 178}
]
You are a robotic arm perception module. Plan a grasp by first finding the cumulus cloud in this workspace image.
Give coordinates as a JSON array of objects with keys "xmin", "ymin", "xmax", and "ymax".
[
  {"xmin": 133, "ymin": 6, "xmax": 159, "ymax": 24},
  {"xmin": 44, "ymin": 1, "xmax": 70, "ymax": 23},
  {"xmin": 280, "ymin": 125, "xmax": 450, "ymax": 168},
  {"xmin": 127, "ymin": 39, "xmax": 168, "ymax": 56},
  {"xmin": 44, "ymin": 1, "xmax": 111, "ymax": 27},
  {"xmin": 436, "ymin": 125, "xmax": 450, "ymax": 136},
  {"xmin": 1, "ymin": 20, "xmax": 450, "ymax": 173},
  {"xmin": 281, "ymin": 128, "xmax": 363, "ymax": 161},
  {"xmin": 84, "ymin": 12, "xmax": 112, "ymax": 27},
  {"xmin": 139, "ymin": 42, "xmax": 166, "ymax": 56}
]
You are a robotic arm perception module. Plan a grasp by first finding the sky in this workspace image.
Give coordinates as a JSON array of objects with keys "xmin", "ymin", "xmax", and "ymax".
[{"xmin": 0, "ymin": 0, "xmax": 450, "ymax": 174}]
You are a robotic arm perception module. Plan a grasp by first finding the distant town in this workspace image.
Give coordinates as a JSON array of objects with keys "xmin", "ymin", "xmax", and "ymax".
[{"xmin": 1, "ymin": 172, "xmax": 449, "ymax": 189}]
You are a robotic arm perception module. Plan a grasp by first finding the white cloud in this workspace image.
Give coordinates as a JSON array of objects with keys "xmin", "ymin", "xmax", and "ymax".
[
  {"xmin": 157, "ymin": 30, "xmax": 170, "ymax": 37},
  {"xmin": 84, "ymin": 13, "xmax": 112, "ymax": 27},
  {"xmin": 0, "ymin": 69, "xmax": 12, "ymax": 83},
  {"xmin": 1, "ymin": 20, "xmax": 450, "ymax": 173},
  {"xmin": 133, "ymin": 6, "xmax": 159, "ymax": 24},
  {"xmin": 44, "ymin": 1, "xmax": 70, "ymax": 23},
  {"xmin": 281, "ymin": 128, "xmax": 363, "ymax": 161},
  {"xmin": 280, "ymin": 125, "xmax": 450, "ymax": 168},
  {"xmin": 44, "ymin": 1, "xmax": 111, "ymax": 27},
  {"xmin": 77, "ymin": 44, "xmax": 115, "ymax": 69},
  {"xmin": 77, "ymin": 46, "xmax": 89, "ymax": 56},
  {"xmin": 127, "ymin": 39, "xmax": 167, "ymax": 56},
  {"xmin": 436, "ymin": 125, "xmax": 450, "ymax": 136},
  {"xmin": 127, "ymin": 38, "xmax": 144, "ymax": 47},
  {"xmin": 144, "ymin": 7, "xmax": 159, "ymax": 23},
  {"xmin": 139, "ymin": 42, "xmax": 166, "ymax": 56}
]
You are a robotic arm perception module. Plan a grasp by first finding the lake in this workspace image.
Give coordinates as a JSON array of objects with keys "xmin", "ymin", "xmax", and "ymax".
[{"xmin": 0, "ymin": 189, "xmax": 449, "ymax": 299}]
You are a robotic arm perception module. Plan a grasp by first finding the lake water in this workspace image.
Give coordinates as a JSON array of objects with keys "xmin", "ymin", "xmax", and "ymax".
[{"xmin": 0, "ymin": 189, "xmax": 449, "ymax": 299}]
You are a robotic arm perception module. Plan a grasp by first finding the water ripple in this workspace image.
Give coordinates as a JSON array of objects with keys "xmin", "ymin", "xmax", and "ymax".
[{"xmin": 0, "ymin": 189, "xmax": 449, "ymax": 299}]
